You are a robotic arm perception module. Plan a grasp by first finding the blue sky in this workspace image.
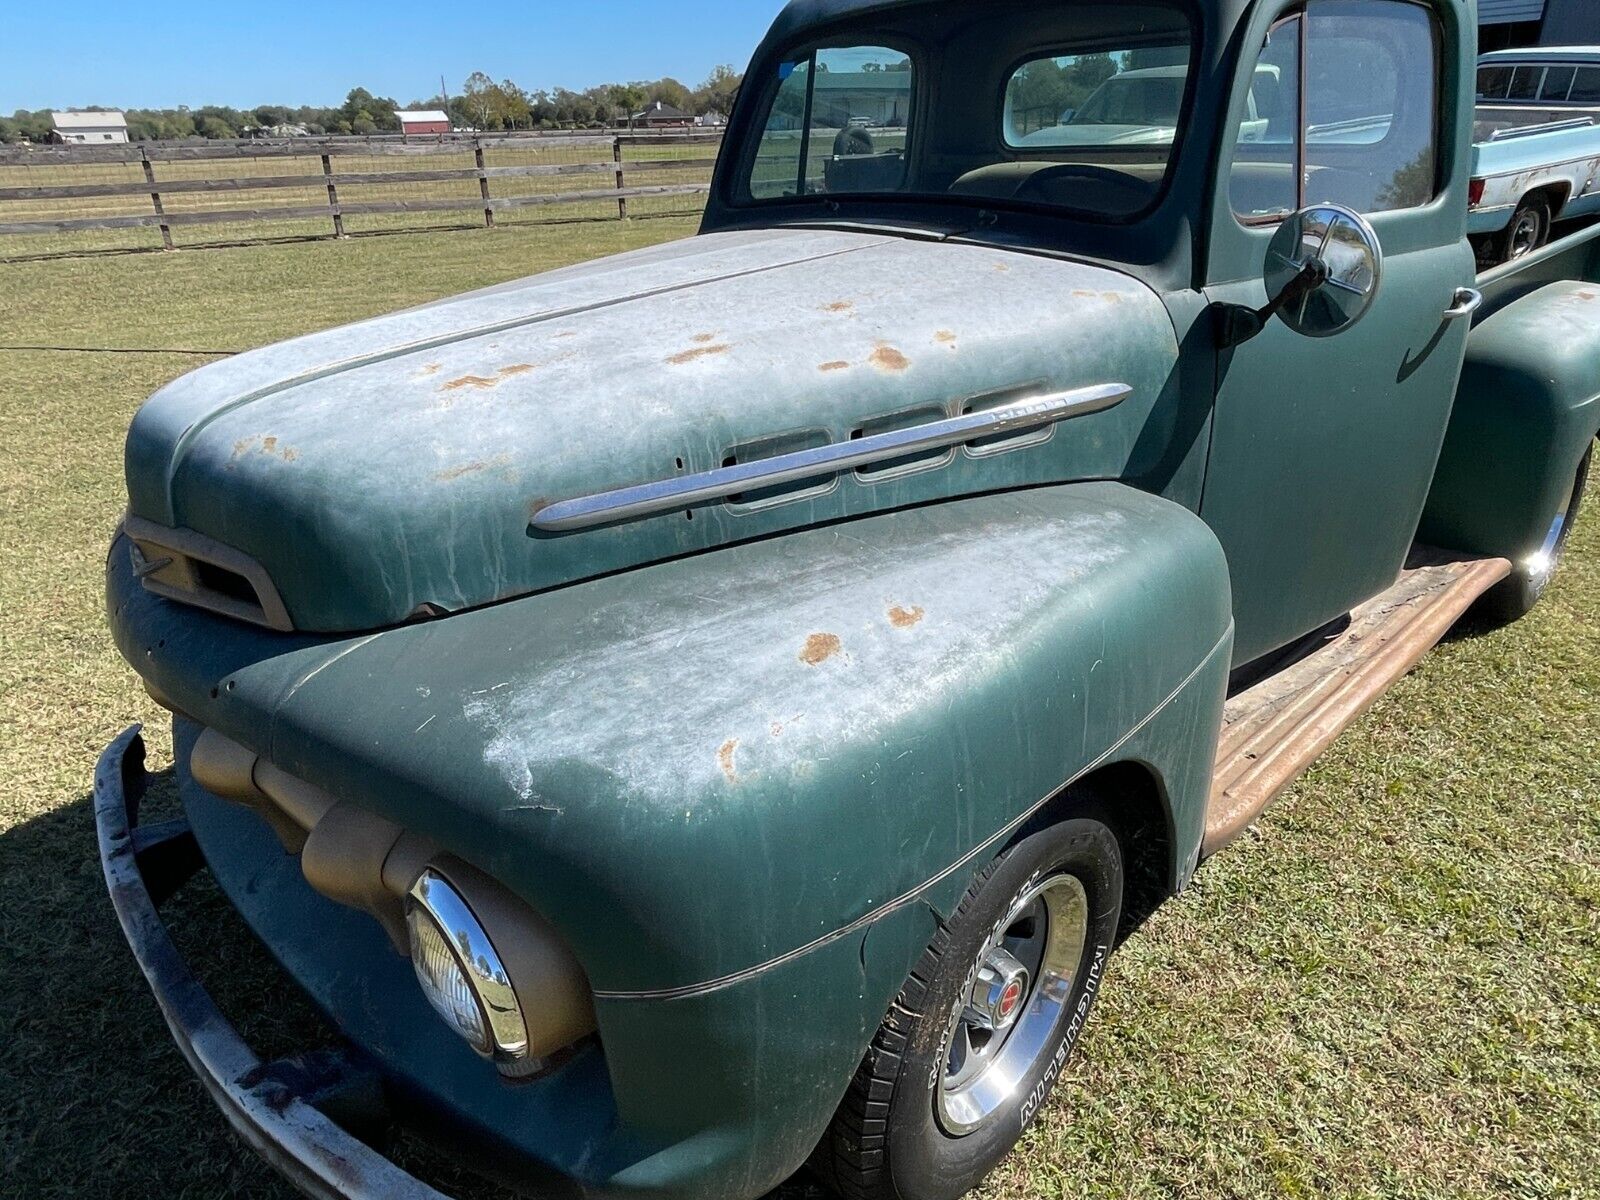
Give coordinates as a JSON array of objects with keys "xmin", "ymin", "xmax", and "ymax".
[{"xmin": 4, "ymin": 2, "xmax": 789, "ymax": 111}]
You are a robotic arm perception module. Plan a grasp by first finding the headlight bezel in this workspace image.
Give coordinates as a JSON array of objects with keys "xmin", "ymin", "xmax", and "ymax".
[{"xmin": 406, "ymin": 867, "xmax": 534, "ymax": 1074}]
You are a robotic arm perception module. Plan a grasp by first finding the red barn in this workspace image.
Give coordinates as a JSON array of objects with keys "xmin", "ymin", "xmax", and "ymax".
[{"xmin": 396, "ymin": 109, "xmax": 452, "ymax": 137}]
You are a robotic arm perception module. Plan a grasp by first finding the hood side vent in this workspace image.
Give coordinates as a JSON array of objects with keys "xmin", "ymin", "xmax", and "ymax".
[{"xmin": 123, "ymin": 515, "xmax": 294, "ymax": 632}]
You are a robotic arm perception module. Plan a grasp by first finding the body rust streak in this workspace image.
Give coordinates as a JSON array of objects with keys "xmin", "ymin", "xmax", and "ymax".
[
  {"xmin": 800, "ymin": 632, "xmax": 843, "ymax": 665},
  {"xmin": 869, "ymin": 343, "xmax": 910, "ymax": 372},
  {"xmin": 441, "ymin": 363, "xmax": 536, "ymax": 392},
  {"xmin": 434, "ymin": 454, "xmax": 512, "ymax": 483},
  {"xmin": 717, "ymin": 739, "xmax": 740, "ymax": 784},
  {"xmin": 668, "ymin": 343, "xmax": 732, "ymax": 365},
  {"xmin": 823, "ymin": 300, "xmax": 855, "ymax": 314},
  {"xmin": 934, "ymin": 331, "xmax": 957, "ymax": 346},
  {"xmin": 888, "ymin": 604, "xmax": 925, "ymax": 628},
  {"xmin": 819, "ymin": 360, "xmax": 850, "ymax": 372}
]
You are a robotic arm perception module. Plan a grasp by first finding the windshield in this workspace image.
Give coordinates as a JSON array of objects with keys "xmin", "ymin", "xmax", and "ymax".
[{"xmin": 737, "ymin": 2, "xmax": 1194, "ymax": 220}]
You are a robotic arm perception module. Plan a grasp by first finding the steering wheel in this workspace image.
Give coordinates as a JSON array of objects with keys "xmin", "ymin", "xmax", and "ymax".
[
  {"xmin": 1010, "ymin": 163, "xmax": 1153, "ymax": 210},
  {"xmin": 833, "ymin": 126, "xmax": 876, "ymax": 157}
]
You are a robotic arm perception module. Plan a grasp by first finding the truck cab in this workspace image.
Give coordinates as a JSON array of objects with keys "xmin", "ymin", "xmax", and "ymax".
[{"xmin": 96, "ymin": 3, "xmax": 1600, "ymax": 1200}]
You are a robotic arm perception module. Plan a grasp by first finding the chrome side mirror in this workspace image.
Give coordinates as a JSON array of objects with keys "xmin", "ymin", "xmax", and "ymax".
[{"xmin": 1262, "ymin": 203, "xmax": 1383, "ymax": 338}]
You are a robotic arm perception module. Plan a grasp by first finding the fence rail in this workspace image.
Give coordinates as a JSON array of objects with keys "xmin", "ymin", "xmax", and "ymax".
[{"xmin": 0, "ymin": 131, "xmax": 723, "ymax": 258}]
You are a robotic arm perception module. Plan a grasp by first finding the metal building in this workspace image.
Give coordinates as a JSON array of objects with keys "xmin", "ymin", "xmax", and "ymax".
[
  {"xmin": 50, "ymin": 110, "xmax": 128, "ymax": 144},
  {"xmin": 1481, "ymin": 0, "xmax": 1600, "ymax": 51}
]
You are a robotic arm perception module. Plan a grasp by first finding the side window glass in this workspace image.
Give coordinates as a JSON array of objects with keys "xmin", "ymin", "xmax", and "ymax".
[
  {"xmin": 1230, "ymin": 0, "xmax": 1439, "ymax": 222},
  {"xmin": 1305, "ymin": 1, "xmax": 1438, "ymax": 214},
  {"xmin": 1229, "ymin": 16, "xmax": 1302, "ymax": 220},
  {"xmin": 1477, "ymin": 66, "xmax": 1512, "ymax": 100},
  {"xmin": 1570, "ymin": 67, "xmax": 1600, "ymax": 104},
  {"xmin": 1506, "ymin": 66, "xmax": 1543, "ymax": 101},
  {"xmin": 1541, "ymin": 66, "xmax": 1576, "ymax": 102}
]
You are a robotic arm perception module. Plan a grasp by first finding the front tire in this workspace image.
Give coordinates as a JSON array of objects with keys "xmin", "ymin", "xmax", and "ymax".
[
  {"xmin": 811, "ymin": 819, "xmax": 1124, "ymax": 1200},
  {"xmin": 1479, "ymin": 446, "xmax": 1590, "ymax": 626}
]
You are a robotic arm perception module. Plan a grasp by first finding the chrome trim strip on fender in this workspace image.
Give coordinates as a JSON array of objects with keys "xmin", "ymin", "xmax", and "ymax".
[{"xmin": 530, "ymin": 383, "xmax": 1133, "ymax": 532}]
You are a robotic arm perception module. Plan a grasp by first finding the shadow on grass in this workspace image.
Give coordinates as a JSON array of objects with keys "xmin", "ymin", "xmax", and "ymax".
[{"xmin": 0, "ymin": 768, "xmax": 824, "ymax": 1200}]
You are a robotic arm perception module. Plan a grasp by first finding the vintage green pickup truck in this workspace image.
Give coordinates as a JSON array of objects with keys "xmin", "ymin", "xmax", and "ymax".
[{"xmin": 96, "ymin": 2, "xmax": 1600, "ymax": 1198}]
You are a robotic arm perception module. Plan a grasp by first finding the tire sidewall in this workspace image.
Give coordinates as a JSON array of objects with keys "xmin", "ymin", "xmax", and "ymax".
[{"xmin": 883, "ymin": 820, "xmax": 1123, "ymax": 1200}]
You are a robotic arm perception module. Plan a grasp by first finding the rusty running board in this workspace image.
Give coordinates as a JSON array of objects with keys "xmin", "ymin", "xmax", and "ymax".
[{"xmin": 1203, "ymin": 552, "xmax": 1512, "ymax": 857}]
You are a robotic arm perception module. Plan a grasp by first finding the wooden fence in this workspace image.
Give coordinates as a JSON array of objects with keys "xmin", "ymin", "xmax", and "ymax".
[{"xmin": 0, "ymin": 131, "xmax": 723, "ymax": 257}]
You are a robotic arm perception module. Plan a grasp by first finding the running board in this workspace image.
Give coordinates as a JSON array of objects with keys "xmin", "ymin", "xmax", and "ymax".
[{"xmin": 1203, "ymin": 552, "xmax": 1512, "ymax": 857}]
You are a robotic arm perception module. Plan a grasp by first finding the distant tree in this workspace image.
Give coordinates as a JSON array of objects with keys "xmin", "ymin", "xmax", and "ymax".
[
  {"xmin": 197, "ymin": 114, "xmax": 235, "ymax": 138},
  {"xmin": 693, "ymin": 64, "xmax": 742, "ymax": 116},
  {"xmin": 461, "ymin": 72, "xmax": 497, "ymax": 130},
  {"xmin": 5, "ymin": 109, "xmax": 54, "ymax": 142},
  {"xmin": 647, "ymin": 77, "xmax": 692, "ymax": 111},
  {"xmin": 496, "ymin": 79, "xmax": 532, "ymax": 129}
]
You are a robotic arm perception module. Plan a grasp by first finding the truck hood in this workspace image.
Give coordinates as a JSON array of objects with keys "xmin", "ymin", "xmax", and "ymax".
[{"xmin": 125, "ymin": 227, "xmax": 1180, "ymax": 632}]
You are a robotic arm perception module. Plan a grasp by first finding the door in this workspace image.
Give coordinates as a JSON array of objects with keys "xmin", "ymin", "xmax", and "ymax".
[{"xmin": 1199, "ymin": 0, "xmax": 1478, "ymax": 667}]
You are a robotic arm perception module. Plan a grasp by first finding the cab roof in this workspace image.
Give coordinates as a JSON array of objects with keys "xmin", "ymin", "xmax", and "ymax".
[{"xmin": 1479, "ymin": 46, "xmax": 1600, "ymax": 66}]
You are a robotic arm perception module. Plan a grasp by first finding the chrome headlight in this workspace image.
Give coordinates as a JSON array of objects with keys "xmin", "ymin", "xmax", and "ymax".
[{"xmin": 406, "ymin": 868, "xmax": 537, "ymax": 1077}]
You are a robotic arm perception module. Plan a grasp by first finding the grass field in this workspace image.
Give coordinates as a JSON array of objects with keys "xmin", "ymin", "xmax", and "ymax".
[{"xmin": 1, "ymin": 219, "xmax": 1597, "ymax": 1199}]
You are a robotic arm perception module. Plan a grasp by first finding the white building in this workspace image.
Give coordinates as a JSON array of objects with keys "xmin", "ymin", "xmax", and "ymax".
[{"xmin": 51, "ymin": 110, "xmax": 129, "ymax": 144}]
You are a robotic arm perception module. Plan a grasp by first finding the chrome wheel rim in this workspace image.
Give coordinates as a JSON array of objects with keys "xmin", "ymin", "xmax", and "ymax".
[{"xmin": 937, "ymin": 872, "xmax": 1089, "ymax": 1136}]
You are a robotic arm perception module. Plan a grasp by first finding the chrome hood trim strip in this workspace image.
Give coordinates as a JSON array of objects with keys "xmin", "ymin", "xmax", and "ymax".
[{"xmin": 531, "ymin": 382, "xmax": 1133, "ymax": 532}]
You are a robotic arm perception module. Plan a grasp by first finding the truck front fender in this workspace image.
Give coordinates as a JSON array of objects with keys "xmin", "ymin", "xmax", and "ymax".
[
  {"xmin": 1421, "ymin": 280, "xmax": 1600, "ymax": 561},
  {"xmin": 109, "ymin": 482, "xmax": 1233, "ymax": 1196}
]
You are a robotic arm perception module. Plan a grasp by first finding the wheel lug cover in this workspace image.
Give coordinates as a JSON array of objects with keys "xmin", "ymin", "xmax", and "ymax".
[{"xmin": 972, "ymin": 946, "xmax": 1030, "ymax": 1032}]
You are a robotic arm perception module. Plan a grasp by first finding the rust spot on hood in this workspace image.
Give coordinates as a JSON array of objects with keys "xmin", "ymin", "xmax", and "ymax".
[
  {"xmin": 232, "ymin": 435, "xmax": 299, "ymax": 464},
  {"xmin": 869, "ymin": 344, "xmax": 910, "ymax": 373},
  {"xmin": 800, "ymin": 632, "xmax": 843, "ymax": 665},
  {"xmin": 415, "ymin": 362, "xmax": 442, "ymax": 376},
  {"xmin": 668, "ymin": 342, "xmax": 732, "ymax": 365},
  {"xmin": 888, "ymin": 604, "xmax": 925, "ymax": 628},
  {"xmin": 717, "ymin": 739, "xmax": 740, "ymax": 783},
  {"xmin": 934, "ymin": 331, "xmax": 957, "ymax": 346},
  {"xmin": 823, "ymin": 300, "xmax": 855, "ymax": 314},
  {"xmin": 819, "ymin": 360, "xmax": 850, "ymax": 372},
  {"xmin": 691, "ymin": 332, "xmax": 718, "ymax": 343},
  {"xmin": 441, "ymin": 363, "xmax": 536, "ymax": 391}
]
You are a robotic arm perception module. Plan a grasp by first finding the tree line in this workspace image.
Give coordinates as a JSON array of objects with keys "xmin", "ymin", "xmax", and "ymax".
[{"xmin": 0, "ymin": 66, "xmax": 742, "ymax": 143}]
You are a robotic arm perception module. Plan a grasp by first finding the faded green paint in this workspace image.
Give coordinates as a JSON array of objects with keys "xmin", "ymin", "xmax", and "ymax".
[
  {"xmin": 1421, "ymin": 277, "xmax": 1600, "ymax": 561},
  {"xmin": 99, "ymin": 1, "xmax": 1600, "ymax": 1197}
]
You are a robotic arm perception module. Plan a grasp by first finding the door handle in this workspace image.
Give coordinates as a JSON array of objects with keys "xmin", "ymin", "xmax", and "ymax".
[{"xmin": 1444, "ymin": 287, "xmax": 1484, "ymax": 320}]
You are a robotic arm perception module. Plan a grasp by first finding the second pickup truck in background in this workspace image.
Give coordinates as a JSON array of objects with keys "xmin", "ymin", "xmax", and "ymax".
[{"xmin": 1472, "ymin": 47, "xmax": 1600, "ymax": 264}]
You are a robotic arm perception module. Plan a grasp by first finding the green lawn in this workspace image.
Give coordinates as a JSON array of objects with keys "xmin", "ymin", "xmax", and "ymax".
[{"xmin": 0, "ymin": 221, "xmax": 1596, "ymax": 1199}]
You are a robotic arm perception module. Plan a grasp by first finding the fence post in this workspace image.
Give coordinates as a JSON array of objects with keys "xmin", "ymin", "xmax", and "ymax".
[
  {"xmin": 475, "ymin": 138, "xmax": 495, "ymax": 228},
  {"xmin": 140, "ymin": 148, "xmax": 174, "ymax": 251},
  {"xmin": 613, "ymin": 137, "xmax": 628, "ymax": 220},
  {"xmin": 320, "ymin": 149, "xmax": 346, "ymax": 238}
]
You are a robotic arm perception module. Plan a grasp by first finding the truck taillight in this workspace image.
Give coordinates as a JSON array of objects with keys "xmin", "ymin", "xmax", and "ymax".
[{"xmin": 1468, "ymin": 178, "xmax": 1485, "ymax": 208}]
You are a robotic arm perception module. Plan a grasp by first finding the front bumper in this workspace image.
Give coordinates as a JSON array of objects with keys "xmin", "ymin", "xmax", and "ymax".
[{"xmin": 94, "ymin": 725, "xmax": 451, "ymax": 1200}]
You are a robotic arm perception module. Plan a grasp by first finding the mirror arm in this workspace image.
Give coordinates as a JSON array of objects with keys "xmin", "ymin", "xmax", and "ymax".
[{"xmin": 1213, "ymin": 255, "xmax": 1331, "ymax": 348}]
